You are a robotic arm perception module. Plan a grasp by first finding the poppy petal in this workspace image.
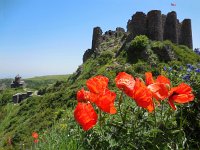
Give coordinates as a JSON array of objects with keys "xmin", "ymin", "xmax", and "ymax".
[
  {"xmin": 74, "ymin": 102, "xmax": 98, "ymax": 131},
  {"xmin": 148, "ymin": 83, "xmax": 169, "ymax": 100},
  {"xmin": 156, "ymin": 75, "xmax": 170, "ymax": 86},
  {"xmin": 168, "ymin": 98, "xmax": 176, "ymax": 110},
  {"xmin": 34, "ymin": 139, "xmax": 39, "ymax": 143},
  {"xmin": 77, "ymin": 89, "xmax": 91, "ymax": 102},
  {"xmin": 32, "ymin": 132, "xmax": 39, "ymax": 139},
  {"xmin": 115, "ymin": 72, "xmax": 135, "ymax": 97},
  {"xmin": 175, "ymin": 83, "xmax": 193, "ymax": 94},
  {"xmin": 133, "ymin": 78, "xmax": 154, "ymax": 112},
  {"xmin": 168, "ymin": 82, "xmax": 194, "ymax": 110},
  {"xmin": 172, "ymin": 94, "xmax": 194, "ymax": 103},
  {"xmin": 145, "ymin": 72, "xmax": 154, "ymax": 86},
  {"xmin": 86, "ymin": 75, "xmax": 109, "ymax": 94},
  {"xmin": 94, "ymin": 89, "xmax": 117, "ymax": 114}
]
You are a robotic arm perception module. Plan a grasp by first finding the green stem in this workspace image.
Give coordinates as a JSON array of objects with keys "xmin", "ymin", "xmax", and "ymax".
[
  {"xmin": 153, "ymin": 99, "xmax": 157, "ymax": 128},
  {"xmin": 164, "ymin": 108, "xmax": 171, "ymax": 126},
  {"xmin": 119, "ymin": 90, "xmax": 123, "ymax": 106},
  {"xmin": 99, "ymin": 109, "xmax": 102, "ymax": 128},
  {"xmin": 118, "ymin": 91, "xmax": 124, "ymax": 124},
  {"xmin": 180, "ymin": 107, "xmax": 183, "ymax": 130},
  {"xmin": 160, "ymin": 100, "xmax": 164, "ymax": 121}
]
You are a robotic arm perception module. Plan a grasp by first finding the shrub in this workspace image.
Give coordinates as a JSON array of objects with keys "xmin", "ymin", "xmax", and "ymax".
[{"xmin": 130, "ymin": 35, "xmax": 149, "ymax": 50}]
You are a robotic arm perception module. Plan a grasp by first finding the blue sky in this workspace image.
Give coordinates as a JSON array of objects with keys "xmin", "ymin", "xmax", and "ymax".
[{"xmin": 0, "ymin": 0, "xmax": 199, "ymax": 79}]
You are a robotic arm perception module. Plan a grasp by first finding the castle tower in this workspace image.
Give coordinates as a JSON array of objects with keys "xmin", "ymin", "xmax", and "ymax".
[
  {"xmin": 163, "ymin": 11, "xmax": 178, "ymax": 43},
  {"xmin": 127, "ymin": 12, "xmax": 147, "ymax": 37},
  {"xmin": 179, "ymin": 19, "xmax": 193, "ymax": 49},
  {"xmin": 162, "ymin": 14, "xmax": 167, "ymax": 33},
  {"xmin": 91, "ymin": 27, "xmax": 103, "ymax": 51},
  {"xmin": 147, "ymin": 10, "xmax": 163, "ymax": 41}
]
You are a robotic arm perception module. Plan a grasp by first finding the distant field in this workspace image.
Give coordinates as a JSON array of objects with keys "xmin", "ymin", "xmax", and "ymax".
[
  {"xmin": 25, "ymin": 74, "xmax": 69, "ymax": 81},
  {"xmin": 0, "ymin": 74, "xmax": 70, "ymax": 90}
]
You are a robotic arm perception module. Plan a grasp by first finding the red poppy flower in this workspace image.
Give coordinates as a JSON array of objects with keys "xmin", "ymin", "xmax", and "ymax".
[
  {"xmin": 145, "ymin": 72, "xmax": 154, "ymax": 86},
  {"xmin": 74, "ymin": 75, "xmax": 117, "ymax": 130},
  {"xmin": 132, "ymin": 78, "xmax": 154, "ymax": 112},
  {"xmin": 156, "ymin": 75, "xmax": 170, "ymax": 86},
  {"xmin": 32, "ymin": 132, "xmax": 39, "ymax": 139},
  {"xmin": 168, "ymin": 83, "xmax": 194, "ymax": 110},
  {"xmin": 74, "ymin": 102, "xmax": 98, "ymax": 131},
  {"xmin": 86, "ymin": 75, "xmax": 109, "ymax": 94},
  {"xmin": 92, "ymin": 89, "xmax": 117, "ymax": 114},
  {"xmin": 145, "ymin": 72, "xmax": 170, "ymax": 100},
  {"xmin": 115, "ymin": 72, "xmax": 135, "ymax": 97},
  {"xmin": 34, "ymin": 139, "xmax": 39, "ymax": 143},
  {"xmin": 77, "ymin": 88, "xmax": 91, "ymax": 102},
  {"xmin": 147, "ymin": 83, "xmax": 169, "ymax": 100}
]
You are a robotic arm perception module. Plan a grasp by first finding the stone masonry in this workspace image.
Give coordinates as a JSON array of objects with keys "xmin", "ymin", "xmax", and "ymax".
[
  {"xmin": 146, "ymin": 10, "xmax": 163, "ymax": 41},
  {"xmin": 85, "ymin": 10, "xmax": 193, "ymax": 62},
  {"xmin": 127, "ymin": 10, "xmax": 193, "ymax": 49}
]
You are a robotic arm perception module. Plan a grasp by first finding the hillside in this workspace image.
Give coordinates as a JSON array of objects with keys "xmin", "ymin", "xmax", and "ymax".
[
  {"xmin": 0, "ymin": 9, "xmax": 200, "ymax": 149},
  {"xmin": 0, "ymin": 33, "xmax": 200, "ymax": 149}
]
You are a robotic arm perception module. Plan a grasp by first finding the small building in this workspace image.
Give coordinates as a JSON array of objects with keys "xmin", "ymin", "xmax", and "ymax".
[
  {"xmin": 12, "ymin": 91, "xmax": 33, "ymax": 103},
  {"xmin": 11, "ymin": 75, "xmax": 24, "ymax": 88}
]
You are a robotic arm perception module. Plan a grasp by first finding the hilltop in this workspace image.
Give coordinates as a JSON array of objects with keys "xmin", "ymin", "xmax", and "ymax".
[{"xmin": 0, "ymin": 10, "xmax": 200, "ymax": 149}]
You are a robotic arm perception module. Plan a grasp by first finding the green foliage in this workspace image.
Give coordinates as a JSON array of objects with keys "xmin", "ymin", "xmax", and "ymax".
[
  {"xmin": 96, "ymin": 50, "xmax": 115, "ymax": 65},
  {"xmin": 151, "ymin": 41, "xmax": 164, "ymax": 49},
  {"xmin": 163, "ymin": 41, "xmax": 200, "ymax": 64},
  {"xmin": 0, "ymin": 88, "xmax": 23, "ymax": 106},
  {"xmin": 0, "ymin": 78, "xmax": 12, "ymax": 90},
  {"xmin": 130, "ymin": 35, "xmax": 149, "ymax": 50},
  {"xmin": 34, "ymin": 109, "xmax": 84, "ymax": 150}
]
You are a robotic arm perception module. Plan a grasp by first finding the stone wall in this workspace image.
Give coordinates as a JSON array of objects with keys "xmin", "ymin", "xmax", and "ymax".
[
  {"xmin": 91, "ymin": 27, "xmax": 103, "ymax": 51},
  {"xmin": 147, "ymin": 10, "xmax": 163, "ymax": 41},
  {"xmin": 179, "ymin": 19, "xmax": 193, "ymax": 49},
  {"xmin": 83, "ymin": 27, "xmax": 126, "ymax": 62},
  {"xmin": 87, "ymin": 10, "xmax": 193, "ymax": 62},
  {"xmin": 127, "ymin": 10, "xmax": 193, "ymax": 49},
  {"xmin": 163, "ymin": 11, "xmax": 178, "ymax": 43},
  {"xmin": 13, "ymin": 91, "xmax": 33, "ymax": 103},
  {"xmin": 127, "ymin": 12, "xmax": 147, "ymax": 37},
  {"xmin": 91, "ymin": 27, "xmax": 125, "ymax": 50}
]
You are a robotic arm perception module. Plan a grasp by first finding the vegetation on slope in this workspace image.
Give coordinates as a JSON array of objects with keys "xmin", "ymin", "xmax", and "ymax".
[{"xmin": 0, "ymin": 35, "xmax": 200, "ymax": 149}]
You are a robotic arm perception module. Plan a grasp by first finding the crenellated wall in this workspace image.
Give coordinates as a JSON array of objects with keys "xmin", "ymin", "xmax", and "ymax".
[
  {"xmin": 146, "ymin": 10, "xmax": 163, "ymax": 41},
  {"xmin": 91, "ymin": 27, "xmax": 103, "ymax": 51},
  {"xmin": 91, "ymin": 27, "xmax": 125, "ymax": 51},
  {"xmin": 179, "ymin": 19, "xmax": 193, "ymax": 49},
  {"xmin": 127, "ymin": 12, "xmax": 147, "ymax": 37},
  {"xmin": 126, "ymin": 10, "xmax": 193, "ymax": 49},
  {"xmin": 163, "ymin": 11, "xmax": 178, "ymax": 43},
  {"xmin": 89, "ymin": 10, "xmax": 193, "ymax": 61}
]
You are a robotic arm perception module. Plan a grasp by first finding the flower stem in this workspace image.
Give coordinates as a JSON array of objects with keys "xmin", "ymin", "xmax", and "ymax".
[
  {"xmin": 160, "ymin": 101, "xmax": 164, "ymax": 121},
  {"xmin": 99, "ymin": 109, "xmax": 102, "ymax": 127},
  {"xmin": 153, "ymin": 99, "xmax": 157, "ymax": 128},
  {"xmin": 118, "ymin": 91, "xmax": 124, "ymax": 124},
  {"xmin": 180, "ymin": 107, "xmax": 183, "ymax": 130}
]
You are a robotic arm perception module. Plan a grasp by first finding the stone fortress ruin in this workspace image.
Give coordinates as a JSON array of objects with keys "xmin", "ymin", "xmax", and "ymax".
[
  {"xmin": 10, "ymin": 75, "xmax": 33, "ymax": 103},
  {"xmin": 83, "ymin": 10, "xmax": 193, "ymax": 62},
  {"xmin": 10, "ymin": 75, "xmax": 24, "ymax": 88}
]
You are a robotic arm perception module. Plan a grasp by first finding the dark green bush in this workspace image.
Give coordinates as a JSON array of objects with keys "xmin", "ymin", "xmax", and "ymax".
[{"xmin": 130, "ymin": 35, "xmax": 149, "ymax": 50}]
